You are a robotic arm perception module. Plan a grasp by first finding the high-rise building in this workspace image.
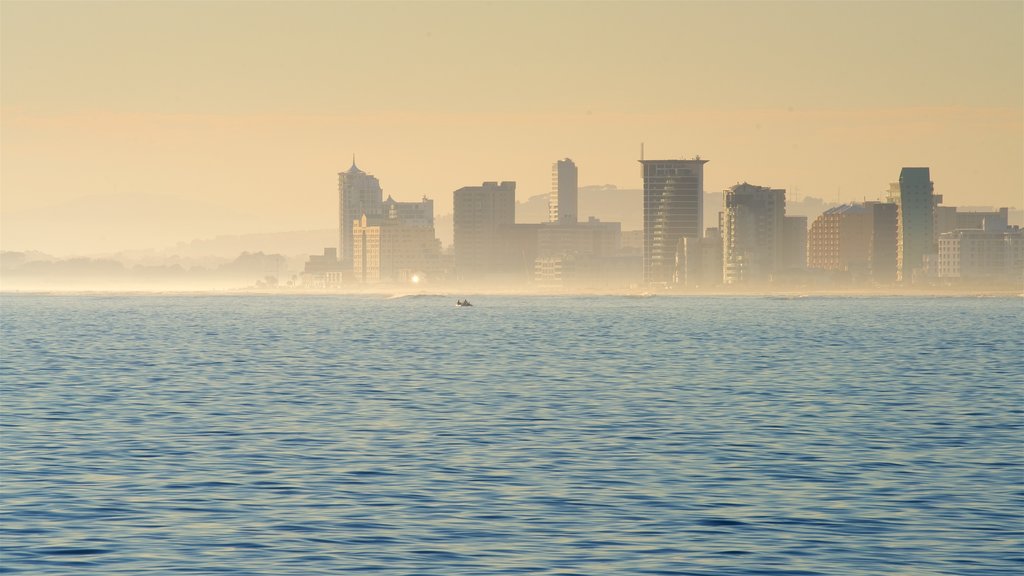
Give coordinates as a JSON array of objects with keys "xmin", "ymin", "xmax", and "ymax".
[
  {"xmin": 640, "ymin": 158, "xmax": 707, "ymax": 285},
  {"xmin": 888, "ymin": 167, "xmax": 934, "ymax": 282},
  {"xmin": 806, "ymin": 202, "xmax": 897, "ymax": 283},
  {"xmin": 338, "ymin": 159, "xmax": 383, "ymax": 269},
  {"xmin": 722, "ymin": 183, "xmax": 785, "ymax": 284},
  {"xmin": 453, "ymin": 181, "xmax": 516, "ymax": 278},
  {"xmin": 550, "ymin": 158, "xmax": 578, "ymax": 224},
  {"xmin": 352, "ymin": 215, "xmax": 441, "ymax": 284}
]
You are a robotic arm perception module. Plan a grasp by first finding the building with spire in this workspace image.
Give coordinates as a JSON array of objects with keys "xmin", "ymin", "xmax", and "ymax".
[{"xmin": 338, "ymin": 157, "xmax": 383, "ymax": 269}]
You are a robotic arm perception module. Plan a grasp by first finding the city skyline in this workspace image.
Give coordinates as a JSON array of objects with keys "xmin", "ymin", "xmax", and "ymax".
[{"xmin": 2, "ymin": 1, "xmax": 1021, "ymax": 255}]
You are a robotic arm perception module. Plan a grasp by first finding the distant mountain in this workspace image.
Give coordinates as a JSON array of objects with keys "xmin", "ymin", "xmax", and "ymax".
[{"xmin": 163, "ymin": 229, "xmax": 337, "ymax": 260}]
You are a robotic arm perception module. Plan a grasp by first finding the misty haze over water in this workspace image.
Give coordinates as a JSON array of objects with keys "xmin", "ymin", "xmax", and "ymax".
[
  {"xmin": 2, "ymin": 294, "xmax": 1021, "ymax": 574},
  {"xmin": 2, "ymin": 2, "xmax": 1022, "ymax": 575}
]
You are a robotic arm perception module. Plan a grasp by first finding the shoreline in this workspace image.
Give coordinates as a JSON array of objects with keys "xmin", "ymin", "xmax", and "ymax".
[{"xmin": 2, "ymin": 286, "xmax": 1021, "ymax": 298}]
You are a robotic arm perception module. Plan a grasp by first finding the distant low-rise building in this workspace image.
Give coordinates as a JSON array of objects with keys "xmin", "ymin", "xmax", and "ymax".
[
  {"xmin": 935, "ymin": 206, "xmax": 1009, "ymax": 239},
  {"xmin": 533, "ymin": 218, "xmax": 630, "ymax": 288},
  {"xmin": 937, "ymin": 227, "xmax": 1024, "ymax": 284},
  {"xmin": 302, "ymin": 247, "xmax": 345, "ymax": 288}
]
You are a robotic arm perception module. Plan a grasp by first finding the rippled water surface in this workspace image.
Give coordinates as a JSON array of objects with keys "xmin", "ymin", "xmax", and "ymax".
[{"xmin": 1, "ymin": 294, "xmax": 1022, "ymax": 575}]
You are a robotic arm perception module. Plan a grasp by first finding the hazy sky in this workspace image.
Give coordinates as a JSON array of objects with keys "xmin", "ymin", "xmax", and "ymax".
[{"xmin": 2, "ymin": 1, "xmax": 1021, "ymax": 254}]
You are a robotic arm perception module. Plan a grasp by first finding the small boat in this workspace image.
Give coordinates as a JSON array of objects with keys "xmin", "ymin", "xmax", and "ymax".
[{"xmin": 456, "ymin": 299, "xmax": 473, "ymax": 307}]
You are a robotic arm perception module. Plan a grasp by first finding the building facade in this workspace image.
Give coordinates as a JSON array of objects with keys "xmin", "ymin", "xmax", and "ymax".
[
  {"xmin": 937, "ymin": 227, "xmax": 1024, "ymax": 283},
  {"xmin": 352, "ymin": 215, "xmax": 441, "ymax": 283},
  {"xmin": 338, "ymin": 160, "xmax": 383, "ymax": 269},
  {"xmin": 453, "ymin": 181, "xmax": 517, "ymax": 279},
  {"xmin": 550, "ymin": 158, "xmax": 578, "ymax": 224},
  {"xmin": 722, "ymin": 183, "xmax": 785, "ymax": 284},
  {"xmin": 806, "ymin": 202, "xmax": 897, "ymax": 283},
  {"xmin": 640, "ymin": 158, "xmax": 707, "ymax": 285},
  {"xmin": 888, "ymin": 167, "xmax": 934, "ymax": 282},
  {"xmin": 383, "ymin": 195, "xmax": 434, "ymax": 228},
  {"xmin": 674, "ymin": 228, "xmax": 722, "ymax": 288},
  {"xmin": 301, "ymin": 247, "xmax": 345, "ymax": 288}
]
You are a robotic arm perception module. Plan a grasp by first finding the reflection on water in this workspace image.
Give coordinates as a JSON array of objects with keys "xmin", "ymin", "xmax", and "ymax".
[{"xmin": 1, "ymin": 295, "xmax": 1022, "ymax": 574}]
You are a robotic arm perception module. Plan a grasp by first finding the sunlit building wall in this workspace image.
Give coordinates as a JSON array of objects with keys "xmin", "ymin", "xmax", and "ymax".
[
  {"xmin": 806, "ymin": 202, "xmax": 897, "ymax": 283},
  {"xmin": 301, "ymin": 247, "xmax": 345, "ymax": 288},
  {"xmin": 352, "ymin": 215, "xmax": 441, "ymax": 283}
]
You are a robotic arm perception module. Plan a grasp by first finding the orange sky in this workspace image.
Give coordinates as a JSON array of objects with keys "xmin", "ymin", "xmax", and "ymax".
[{"xmin": 2, "ymin": 1, "xmax": 1021, "ymax": 255}]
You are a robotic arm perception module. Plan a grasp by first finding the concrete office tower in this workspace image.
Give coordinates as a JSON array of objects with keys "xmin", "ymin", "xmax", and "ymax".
[
  {"xmin": 338, "ymin": 159, "xmax": 383, "ymax": 269},
  {"xmin": 722, "ymin": 183, "xmax": 785, "ymax": 284},
  {"xmin": 640, "ymin": 158, "xmax": 707, "ymax": 285},
  {"xmin": 887, "ymin": 167, "xmax": 935, "ymax": 282},
  {"xmin": 453, "ymin": 181, "xmax": 516, "ymax": 278},
  {"xmin": 550, "ymin": 158, "xmax": 579, "ymax": 224},
  {"xmin": 807, "ymin": 202, "xmax": 897, "ymax": 283}
]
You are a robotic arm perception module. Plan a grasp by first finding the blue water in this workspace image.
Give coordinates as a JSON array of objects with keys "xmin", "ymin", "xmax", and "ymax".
[{"xmin": 1, "ymin": 294, "xmax": 1022, "ymax": 575}]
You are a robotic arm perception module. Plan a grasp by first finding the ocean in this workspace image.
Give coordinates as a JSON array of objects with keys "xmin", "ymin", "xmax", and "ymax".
[{"xmin": 1, "ymin": 294, "xmax": 1022, "ymax": 575}]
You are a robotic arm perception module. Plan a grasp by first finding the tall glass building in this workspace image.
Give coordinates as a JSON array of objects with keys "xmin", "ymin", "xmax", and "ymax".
[
  {"xmin": 640, "ymin": 158, "xmax": 707, "ymax": 285},
  {"xmin": 888, "ymin": 167, "xmax": 934, "ymax": 282}
]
